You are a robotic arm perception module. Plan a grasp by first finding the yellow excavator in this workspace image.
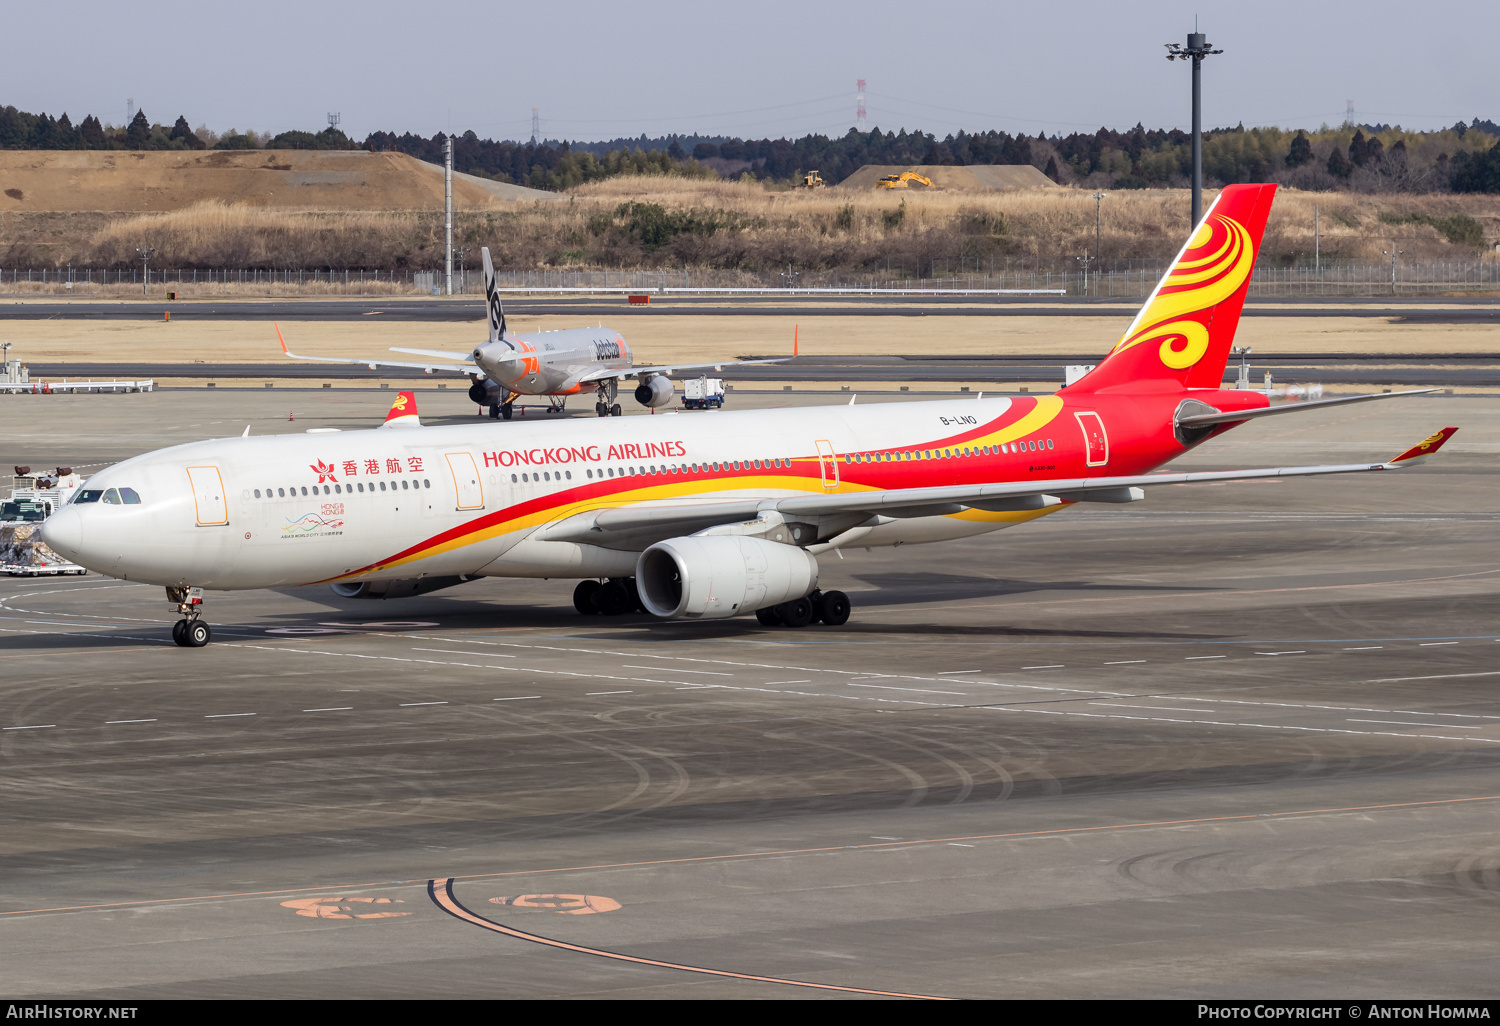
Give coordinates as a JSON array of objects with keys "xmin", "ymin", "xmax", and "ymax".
[{"xmin": 876, "ymin": 171, "xmax": 934, "ymax": 189}]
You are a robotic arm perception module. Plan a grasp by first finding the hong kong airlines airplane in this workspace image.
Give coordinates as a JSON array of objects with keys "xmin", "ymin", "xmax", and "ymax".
[{"xmin": 42, "ymin": 184, "xmax": 1454, "ymax": 647}]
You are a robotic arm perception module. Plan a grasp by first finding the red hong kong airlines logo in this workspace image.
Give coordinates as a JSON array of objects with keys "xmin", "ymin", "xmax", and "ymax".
[{"xmin": 311, "ymin": 459, "xmax": 339, "ymax": 483}]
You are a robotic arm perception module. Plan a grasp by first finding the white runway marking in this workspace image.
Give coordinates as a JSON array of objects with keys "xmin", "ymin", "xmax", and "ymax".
[
  {"xmin": 303, "ymin": 707, "xmax": 352, "ymax": 712},
  {"xmin": 1185, "ymin": 655, "xmax": 1226, "ymax": 661},
  {"xmin": 493, "ymin": 696, "xmax": 541, "ymax": 701},
  {"xmin": 105, "ymin": 719, "xmax": 156, "ymax": 724},
  {"xmin": 205, "ymin": 713, "xmax": 255, "ymax": 719}
]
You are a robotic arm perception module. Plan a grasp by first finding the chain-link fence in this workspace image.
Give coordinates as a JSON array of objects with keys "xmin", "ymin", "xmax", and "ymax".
[{"xmin": 0, "ymin": 261, "xmax": 1496, "ymax": 298}]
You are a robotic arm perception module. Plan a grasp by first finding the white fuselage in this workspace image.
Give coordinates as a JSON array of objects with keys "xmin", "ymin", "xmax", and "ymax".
[{"xmin": 42, "ymin": 396, "xmax": 1079, "ymax": 591}]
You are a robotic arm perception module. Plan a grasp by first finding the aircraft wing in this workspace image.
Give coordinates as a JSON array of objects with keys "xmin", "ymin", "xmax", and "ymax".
[
  {"xmin": 389, "ymin": 347, "xmax": 475, "ymax": 362},
  {"xmin": 576, "ymin": 357, "xmax": 790, "ymax": 384},
  {"xmin": 275, "ymin": 325, "xmax": 475, "ymax": 374},
  {"xmin": 542, "ymin": 427, "xmax": 1458, "ymax": 548}
]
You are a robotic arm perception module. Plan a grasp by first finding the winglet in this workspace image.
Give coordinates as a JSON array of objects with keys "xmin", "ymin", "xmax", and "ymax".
[
  {"xmin": 381, "ymin": 390, "xmax": 420, "ymax": 429},
  {"xmin": 1385, "ymin": 426, "xmax": 1458, "ymax": 467},
  {"xmin": 275, "ymin": 322, "xmax": 289, "ymax": 355}
]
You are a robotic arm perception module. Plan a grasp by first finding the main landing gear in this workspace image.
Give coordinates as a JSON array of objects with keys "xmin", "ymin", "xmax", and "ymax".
[
  {"xmin": 595, "ymin": 381, "xmax": 622, "ymax": 417},
  {"xmin": 574, "ymin": 578, "xmax": 643, "ymax": 616},
  {"xmin": 755, "ymin": 589, "xmax": 850, "ymax": 629},
  {"xmin": 166, "ymin": 586, "xmax": 212, "ymax": 647},
  {"xmin": 490, "ymin": 401, "xmax": 514, "ymax": 420}
]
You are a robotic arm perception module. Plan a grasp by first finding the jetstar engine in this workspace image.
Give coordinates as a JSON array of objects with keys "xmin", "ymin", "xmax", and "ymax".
[
  {"xmin": 634, "ymin": 376, "xmax": 674, "ymax": 408},
  {"xmin": 330, "ymin": 576, "xmax": 472, "ymax": 599},
  {"xmin": 635, "ymin": 536, "xmax": 817, "ymax": 619}
]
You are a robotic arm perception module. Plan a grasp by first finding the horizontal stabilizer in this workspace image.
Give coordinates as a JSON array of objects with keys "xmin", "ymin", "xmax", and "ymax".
[{"xmin": 1176, "ymin": 388, "xmax": 1439, "ymax": 428}]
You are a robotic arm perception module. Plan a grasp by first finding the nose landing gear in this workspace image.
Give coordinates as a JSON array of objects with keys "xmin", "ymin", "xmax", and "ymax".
[{"xmin": 166, "ymin": 586, "xmax": 212, "ymax": 647}]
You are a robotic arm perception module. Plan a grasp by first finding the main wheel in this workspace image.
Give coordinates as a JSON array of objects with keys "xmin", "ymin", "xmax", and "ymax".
[
  {"xmin": 596, "ymin": 402, "xmax": 609, "ymax": 417},
  {"xmin": 775, "ymin": 597, "xmax": 815, "ymax": 628},
  {"xmin": 755, "ymin": 606, "xmax": 782, "ymax": 627},
  {"xmin": 611, "ymin": 404, "xmax": 622, "ymax": 417},
  {"xmin": 573, "ymin": 580, "xmax": 602, "ymax": 615},
  {"xmin": 592, "ymin": 581, "xmax": 631, "ymax": 616},
  {"xmin": 819, "ymin": 590, "xmax": 851, "ymax": 626},
  {"xmin": 171, "ymin": 619, "xmax": 188, "ymax": 646},
  {"xmin": 488, "ymin": 404, "xmax": 500, "ymax": 420},
  {"xmin": 623, "ymin": 577, "xmax": 644, "ymax": 613},
  {"xmin": 183, "ymin": 620, "xmax": 211, "ymax": 647},
  {"xmin": 501, "ymin": 403, "xmax": 514, "ymax": 421}
]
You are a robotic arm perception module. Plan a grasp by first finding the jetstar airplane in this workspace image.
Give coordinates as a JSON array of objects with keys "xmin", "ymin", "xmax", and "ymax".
[
  {"xmin": 277, "ymin": 247, "xmax": 787, "ymax": 420},
  {"xmin": 44, "ymin": 184, "xmax": 1456, "ymax": 648}
]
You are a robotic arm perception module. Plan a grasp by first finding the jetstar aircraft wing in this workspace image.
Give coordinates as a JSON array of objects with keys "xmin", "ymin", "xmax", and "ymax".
[
  {"xmin": 575, "ymin": 357, "xmax": 791, "ymax": 385},
  {"xmin": 389, "ymin": 347, "xmax": 475, "ymax": 362},
  {"xmin": 276, "ymin": 325, "xmax": 476, "ymax": 374},
  {"xmin": 542, "ymin": 427, "xmax": 1458, "ymax": 548}
]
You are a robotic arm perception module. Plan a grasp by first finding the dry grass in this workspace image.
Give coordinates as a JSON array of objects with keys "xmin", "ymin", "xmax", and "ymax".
[{"xmin": 3, "ymin": 179, "xmax": 1498, "ymax": 274}]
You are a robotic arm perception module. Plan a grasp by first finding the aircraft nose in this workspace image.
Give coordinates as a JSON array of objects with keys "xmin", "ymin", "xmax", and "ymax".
[{"xmin": 40, "ymin": 506, "xmax": 84, "ymax": 560}]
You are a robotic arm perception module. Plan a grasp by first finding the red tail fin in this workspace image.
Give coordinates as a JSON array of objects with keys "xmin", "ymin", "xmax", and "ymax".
[
  {"xmin": 382, "ymin": 390, "xmax": 420, "ymax": 428},
  {"xmin": 1062, "ymin": 183, "xmax": 1277, "ymax": 395}
]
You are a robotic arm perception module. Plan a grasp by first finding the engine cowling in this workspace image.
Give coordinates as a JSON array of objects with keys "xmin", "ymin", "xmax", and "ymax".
[
  {"xmin": 636, "ymin": 536, "xmax": 818, "ymax": 619},
  {"xmin": 634, "ymin": 376, "xmax": 674, "ymax": 408},
  {"xmin": 330, "ymin": 576, "xmax": 472, "ymax": 600}
]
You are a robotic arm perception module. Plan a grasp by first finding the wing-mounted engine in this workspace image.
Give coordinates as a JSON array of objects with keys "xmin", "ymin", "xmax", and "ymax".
[
  {"xmin": 637, "ymin": 535, "xmax": 818, "ymax": 619},
  {"xmin": 330, "ymin": 576, "xmax": 473, "ymax": 600},
  {"xmin": 634, "ymin": 375, "xmax": 675, "ymax": 408}
]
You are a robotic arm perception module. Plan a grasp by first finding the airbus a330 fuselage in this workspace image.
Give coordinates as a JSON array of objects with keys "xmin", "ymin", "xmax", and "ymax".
[{"xmin": 42, "ymin": 184, "xmax": 1456, "ymax": 646}]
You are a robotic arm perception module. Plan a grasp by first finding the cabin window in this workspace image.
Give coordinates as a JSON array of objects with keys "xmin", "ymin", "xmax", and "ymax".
[
  {"xmin": 511, "ymin": 474, "xmax": 518, "ymax": 483},
  {"xmin": 401, "ymin": 479, "xmax": 409, "ymax": 490},
  {"xmin": 565, "ymin": 471, "xmax": 572, "ymax": 480},
  {"xmin": 379, "ymin": 481, "xmax": 387, "ymax": 491},
  {"xmin": 254, "ymin": 489, "xmax": 261, "ymax": 498},
  {"xmin": 1047, "ymin": 439, "xmax": 1054, "ymax": 449},
  {"xmin": 586, "ymin": 469, "xmax": 593, "ymax": 479}
]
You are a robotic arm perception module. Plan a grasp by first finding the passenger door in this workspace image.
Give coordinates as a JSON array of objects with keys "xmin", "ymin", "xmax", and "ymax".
[
  {"xmin": 445, "ymin": 452, "xmax": 485, "ymax": 510},
  {"xmin": 1074, "ymin": 412, "xmax": 1109, "ymax": 467},
  {"xmin": 815, "ymin": 439, "xmax": 840, "ymax": 491},
  {"xmin": 185, "ymin": 466, "xmax": 229, "ymax": 526}
]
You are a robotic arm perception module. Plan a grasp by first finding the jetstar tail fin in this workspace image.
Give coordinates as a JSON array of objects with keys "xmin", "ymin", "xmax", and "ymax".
[
  {"xmin": 381, "ymin": 390, "xmax": 420, "ymax": 428},
  {"xmin": 482, "ymin": 247, "xmax": 505, "ymax": 343},
  {"xmin": 1062, "ymin": 183, "xmax": 1277, "ymax": 396}
]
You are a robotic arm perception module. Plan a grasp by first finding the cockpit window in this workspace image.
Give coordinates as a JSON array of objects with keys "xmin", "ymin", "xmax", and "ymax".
[
  {"xmin": 102, "ymin": 488, "xmax": 122, "ymax": 504},
  {"xmin": 75, "ymin": 490, "xmax": 103, "ymax": 503},
  {"xmin": 119, "ymin": 487, "xmax": 141, "ymax": 504}
]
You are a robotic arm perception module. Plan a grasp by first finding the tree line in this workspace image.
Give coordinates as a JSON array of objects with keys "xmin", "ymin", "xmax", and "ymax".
[{"xmin": 3, "ymin": 101, "xmax": 1498, "ymax": 193}]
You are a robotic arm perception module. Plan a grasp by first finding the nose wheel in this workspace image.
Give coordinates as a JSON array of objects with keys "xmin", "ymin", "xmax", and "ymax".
[
  {"xmin": 172, "ymin": 618, "xmax": 211, "ymax": 647},
  {"xmin": 166, "ymin": 586, "xmax": 212, "ymax": 647}
]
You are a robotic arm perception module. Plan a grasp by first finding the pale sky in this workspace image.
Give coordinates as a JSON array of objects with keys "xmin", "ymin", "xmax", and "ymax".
[{"xmin": 5, "ymin": 1, "xmax": 1495, "ymax": 142}]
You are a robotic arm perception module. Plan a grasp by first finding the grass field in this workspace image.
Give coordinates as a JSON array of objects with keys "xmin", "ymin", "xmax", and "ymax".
[{"xmin": 4, "ymin": 159, "xmax": 1499, "ymax": 274}]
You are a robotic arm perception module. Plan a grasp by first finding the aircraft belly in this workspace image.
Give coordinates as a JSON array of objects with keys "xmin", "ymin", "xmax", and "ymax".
[
  {"xmin": 476, "ymin": 537, "xmax": 638, "ymax": 579},
  {"xmin": 856, "ymin": 506, "xmax": 1063, "ymax": 547}
]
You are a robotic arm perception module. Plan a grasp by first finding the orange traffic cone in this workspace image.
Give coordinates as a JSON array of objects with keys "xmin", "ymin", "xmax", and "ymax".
[
  {"xmin": 164, "ymin": 311, "xmax": 170, "ymax": 322},
  {"xmin": 288, "ymin": 411, "xmax": 295, "ymax": 421}
]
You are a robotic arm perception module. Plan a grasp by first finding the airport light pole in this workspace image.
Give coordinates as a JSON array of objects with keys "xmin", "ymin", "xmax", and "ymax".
[
  {"xmin": 444, "ymin": 137, "xmax": 454, "ymax": 296},
  {"xmin": 1165, "ymin": 28, "xmax": 1223, "ymax": 229},
  {"xmin": 1091, "ymin": 192, "xmax": 1106, "ymax": 295},
  {"xmin": 135, "ymin": 247, "xmax": 155, "ymax": 294},
  {"xmin": 1383, "ymin": 249, "xmax": 1403, "ymax": 295}
]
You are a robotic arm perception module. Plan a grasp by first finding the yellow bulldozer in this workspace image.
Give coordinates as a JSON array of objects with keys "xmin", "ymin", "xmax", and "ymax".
[
  {"xmin": 800, "ymin": 170, "xmax": 826, "ymax": 188},
  {"xmin": 876, "ymin": 171, "xmax": 934, "ymax": 189}
]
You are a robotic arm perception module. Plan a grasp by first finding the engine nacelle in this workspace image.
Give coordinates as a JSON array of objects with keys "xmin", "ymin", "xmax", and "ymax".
[
  {"xmin": 634, "ymin": 376, "xmax": 674, "ymax": 408},
  {"xmin": 330, "ymin": 576, "xmax": 472, "ymax": 600},
  {"xmin": 636, "ymin": 536, "xmax": 818, "ymax": 620}
]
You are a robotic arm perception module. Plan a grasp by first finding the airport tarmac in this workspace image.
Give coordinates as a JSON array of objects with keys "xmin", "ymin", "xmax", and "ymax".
[{"xmin": 2, "ymin": 390, "xmax": 1499, "ymax": 999}]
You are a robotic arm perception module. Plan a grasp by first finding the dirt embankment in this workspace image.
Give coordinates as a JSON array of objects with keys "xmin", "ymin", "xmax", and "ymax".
[{"xmin": 2, "ymin": 154, "xmax": 1498, "ymax": 273}]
